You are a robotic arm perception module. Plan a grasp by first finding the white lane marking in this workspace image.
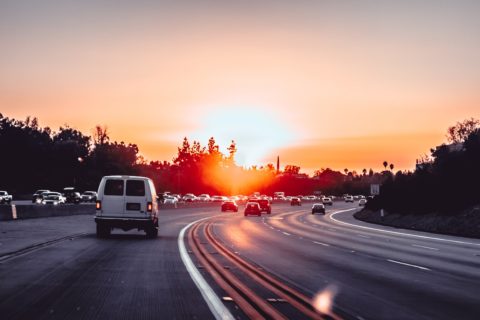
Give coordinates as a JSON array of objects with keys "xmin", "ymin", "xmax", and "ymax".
[
  {"xmin": 387, "ymin": 259, "xmax": 431, "ymax": 271},
  {"xmin": 178, "ymin": 218, "xmax": 235, "ymax": 320},
  {"xmin": 282, "ymin": 232, "xmax": 291, "ymax": 236},
  {"xmin": 357, "ymin": 234, "xmax": 370, "ymax": 239},
  {"xmin": 313, "ymin": 241, "xmax": 330, "ymax": 247},
  {"xmin": 330, "ymin": 209, "xmax": 480, "ymax": 247},
  {"xmin": 412, "ymin": 244, "xmax": 439, "ymax": 251}
]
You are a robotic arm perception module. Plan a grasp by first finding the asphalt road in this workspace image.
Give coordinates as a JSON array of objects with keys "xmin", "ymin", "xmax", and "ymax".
[{"xmin": 1, "ymin": 202, "xmax": 480, "ymax": 319}]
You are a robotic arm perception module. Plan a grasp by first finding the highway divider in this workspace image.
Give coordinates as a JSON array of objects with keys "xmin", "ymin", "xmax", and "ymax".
[{"xmin": 0, "ymin": 201, "xmax": 238, "ymax": 221}]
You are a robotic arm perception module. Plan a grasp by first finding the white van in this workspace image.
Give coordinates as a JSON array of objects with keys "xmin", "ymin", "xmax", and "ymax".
[{"xmin": 95, "ymin": 176, "xmax": 159, "ymax": 238}]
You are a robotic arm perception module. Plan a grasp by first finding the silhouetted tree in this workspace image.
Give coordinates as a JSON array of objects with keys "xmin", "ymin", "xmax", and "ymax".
[
  {"xmin": 93, "ymin": 125, "xmax": 109, "ymax": 146},
  {"xmin": 446, "ymin": 118, "xmax": 480, "ymax": 144},
  {"xmin": 284, "ymin": 165, "xmax": 301, "ymax": 175}
]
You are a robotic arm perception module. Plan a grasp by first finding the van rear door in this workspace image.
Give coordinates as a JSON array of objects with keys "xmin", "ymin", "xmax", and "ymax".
[
  {"xmin": 102, "ymin": 179, "xmax": 125, "ymax": 217},
  {"xmin": 124, "ymin": 179, "xmax": 147, "ymax": 217}
]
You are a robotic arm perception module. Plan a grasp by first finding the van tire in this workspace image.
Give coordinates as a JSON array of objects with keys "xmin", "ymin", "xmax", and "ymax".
[
  {"xmin": 96, "ymin": 224, "xmax": 110, "ymax": 238},
  {"xmin": 146, "ymin": 226, "xmax": 158, "ymax": 239}
]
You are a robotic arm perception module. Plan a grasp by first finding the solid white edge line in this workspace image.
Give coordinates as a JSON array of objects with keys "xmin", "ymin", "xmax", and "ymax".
[
  {"xmin": 178, "ymin": 217, "xmax": 235, "ymax": 320},
  {"xmin": 313, "ymin": 241, "xmax": 330, "ymax": 247},
  {"xmin": 387, "ymin": 259, "xmax": 431, "ymax": 271},
  {"xmin": 282, "ymin": 232, "xmax": 291, "ymax": 236},
  {"xmin": 329, "ymin": 209, "xmax": 480, "ymax": 247}
]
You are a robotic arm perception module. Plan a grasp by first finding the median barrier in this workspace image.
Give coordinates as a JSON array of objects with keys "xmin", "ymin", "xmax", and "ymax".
[
  {"xmin": 0, "ymin": 201, "xmax": 252, "ymax": 221},
  {"xmin": 0, "ymin": 204, "xmax": 95, "ymax": 221},
  {"xmin": 0, "ymin": 205, "xmax": 13, "ymax": 221}
]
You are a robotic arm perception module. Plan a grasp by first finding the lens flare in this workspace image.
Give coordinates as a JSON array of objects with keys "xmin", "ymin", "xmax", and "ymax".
[{"xmin": 313, "ymin": 285, "xmax": 339, "ymax": 315}]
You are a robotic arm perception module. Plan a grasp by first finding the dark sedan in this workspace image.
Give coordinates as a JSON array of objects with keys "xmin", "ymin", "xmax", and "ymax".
[
  {"xmin": 290, "ymin": 197, "xmax": 301, "ymax": 206},
  {"xmin": 312, "ymin": 203, "xmax": 326, "ymax": 215},
  {"xmin": 244, "ymin": 202, "xmax": 261, "ymax": 217},
  {"xmin": 221, "ymin": 200, "xmax": 238, "ymax": 212}
]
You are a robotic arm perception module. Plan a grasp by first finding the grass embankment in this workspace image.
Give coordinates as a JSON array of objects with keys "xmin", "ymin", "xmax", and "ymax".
[{"xmin": 354, "ymin": 205, "xmax": 480, "ymax": 239}]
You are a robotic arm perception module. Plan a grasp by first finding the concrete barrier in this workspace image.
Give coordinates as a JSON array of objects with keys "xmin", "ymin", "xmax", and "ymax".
[
  {"xmin": 0, "ymin": 205, "xmax": 13, "ymax": 221},
  {"xmin": 0, "ymin": 204, "xmax": 95, "ymax": 221},
  {"xmin": 0, "ymin": 202, "xmax": 223, "ymax": 221},
  {"xmin": 0, "ymin": 201, "xmax": 265, "ymax": 221}
]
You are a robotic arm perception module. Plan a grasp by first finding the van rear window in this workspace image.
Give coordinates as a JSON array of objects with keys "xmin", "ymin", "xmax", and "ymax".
[
  {"xmin": 126, "ymin": 180, "xmax": 145, "ymax": 196},
  {"xmin": 104, "ymin": 180, "xmax": 124, "ymax": 196}
]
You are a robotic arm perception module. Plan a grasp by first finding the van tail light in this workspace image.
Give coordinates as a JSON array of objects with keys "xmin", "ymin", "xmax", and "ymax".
[
  {"xmin": 147, "ymin": 202, "xmax": 153, "ymax": 212},
  {"xmin": 96, "ymin": 200, "xmax": 102, "ymax": 210}
]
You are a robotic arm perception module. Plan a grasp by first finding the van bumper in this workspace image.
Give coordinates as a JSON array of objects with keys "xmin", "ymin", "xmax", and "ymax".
[{"xmin": 95, "ymin": 217, "xmax": 157, "ymax": 231}]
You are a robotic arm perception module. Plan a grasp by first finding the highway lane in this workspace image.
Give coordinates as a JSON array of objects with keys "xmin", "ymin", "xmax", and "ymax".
[
  {"xmin": 2, "ymin": 201, "xmax": 480, "ymax": 319},
  {"xmin": 0, "ymin": 207, "xmax": 218, "ymax": 320},
  {"xmin": 212, "ymin": 202, "xmax": 480, "ymax": 319}
]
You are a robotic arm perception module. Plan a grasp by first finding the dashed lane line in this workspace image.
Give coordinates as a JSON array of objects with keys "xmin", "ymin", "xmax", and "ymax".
[
  {"xmin": 387, "ymin": 259, "xmax": 431, "ymax": 271},
  {"xmin": 412, "ymin": 244, "xmax": 439, "ymax": 251}
]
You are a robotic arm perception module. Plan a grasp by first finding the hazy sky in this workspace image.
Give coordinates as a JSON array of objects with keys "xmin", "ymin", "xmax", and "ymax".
[{"xmin": 1, "ymin": 1, "xmax": 479, "ymax": 172}]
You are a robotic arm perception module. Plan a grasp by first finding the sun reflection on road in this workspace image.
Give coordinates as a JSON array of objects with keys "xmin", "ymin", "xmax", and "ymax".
[{"xmin": 313, "ymin": 285, "xmax": 339, "ymax": 316}]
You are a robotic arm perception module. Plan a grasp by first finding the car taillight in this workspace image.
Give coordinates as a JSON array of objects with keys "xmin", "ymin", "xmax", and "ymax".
[
  {"xmin": 96, "ymin": 200, "xmax": 101, "ymax": 210},
  {"xmin": 147, "ymin": 202, "xmax": 153, "ymax": 212}
]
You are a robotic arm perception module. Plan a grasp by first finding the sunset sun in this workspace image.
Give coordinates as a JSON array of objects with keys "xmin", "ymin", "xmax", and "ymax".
[{"xmin": 191, "ymin": 106, "xmax": 294, "ymax": 167}]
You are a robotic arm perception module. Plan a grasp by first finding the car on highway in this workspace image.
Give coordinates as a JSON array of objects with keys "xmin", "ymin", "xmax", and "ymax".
[
  {"xmin": 221, "ymin": 200, "xmax": 238, "ymax": 212},
  {"xmin": 359, "ymin": 198, "xmax": 367, "ymax": 206},
  {"xmin": 95, "ymin": 175, "xmax": 159, "ymax": 238},
  {"xmin": 42, "ymin": 192, "xmax": 65, "ymax": 205},
  {"xmin": 63, "ymin": 187, "xmax": 81, "ymax": 204},
  {"xmin": 290, "ymin": 197, "xmax": 301, "ymax": 206},
  {"xmin": 163, "ymin": 195, "xmax": 178, "ymax": 205},
  {"xmin": 312, "ymin": 203, "xmax": 326, "ymax": 215},
  {"xmin": 197, "ymin": 194, "xmax": 211, "ymax": 202},
  {"xmin": 322, "ymin": 197, "xmax": 333, "ymax": 206},
  {"xmin": 81, "ymin": 191, "xmax": 97, "ymax": 203},
  {"xmin": 32, "ymin": 189, "xmax": 50, "ymax": 203},
  {"xmin": 228, "ymin": 195, "xmax": 240, "ymax": 202},
  {"xmin": 244, "ymin": 202, "xmax": 261, "ymax": 216},
  {"xmin": 211, "ymin": 195, "xmax": 228, "ymax": 202},
  {"xmin": 0, "ymin": 191, "xmax": 12, "ymax": 204},
  {"xmin": 182, "ymin": 193, "xmax": 196, "ymax": 202},
  {"xmin": 345, "ymin": 195, "xmax": 354, "ymax": 203},
  {"xmin": 248, "ymin": 198, "xmax": 271, "ymax": 214}
]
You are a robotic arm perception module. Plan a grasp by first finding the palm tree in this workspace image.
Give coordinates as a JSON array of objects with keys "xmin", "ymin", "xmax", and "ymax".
[
  {"xmin": 389, "ymin": 163, "xmax": 394, "ymax": 171},
  {"xmin": 362, "ymin": 168, "xmax": 367, "ymax": 176},
  {"xmin": 383, "ymin": 161, "xmax": 388, "ymax": 170},
  {"xmin": 344, "ymin": 168, "xmax": 348, "ymax": 175}
]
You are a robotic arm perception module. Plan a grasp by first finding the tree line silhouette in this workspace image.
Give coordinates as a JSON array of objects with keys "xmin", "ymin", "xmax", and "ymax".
[
  {"xmin": 0, "ymin": 113, "xmax": 387, "ymax": 197},
  {"xmin": 367, "ymin": 118, "xmax": 480, "ymax": 215}
]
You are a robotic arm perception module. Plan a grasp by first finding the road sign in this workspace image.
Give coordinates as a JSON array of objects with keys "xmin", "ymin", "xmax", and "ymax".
[{"xmin": 370, "ymin": 184, "xmax": 380, "ymax": 195}]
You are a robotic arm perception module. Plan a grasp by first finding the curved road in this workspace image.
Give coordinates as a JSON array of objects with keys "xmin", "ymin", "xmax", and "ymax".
[{"xmin": 1, "ymin": 202, "xmax": 479, "ymax": 319}]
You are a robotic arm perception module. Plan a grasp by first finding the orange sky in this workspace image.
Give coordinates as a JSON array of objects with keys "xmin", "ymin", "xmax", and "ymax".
[{"xmin": 1, "ymin": 1, "xmax": 479, "ymax": 173}]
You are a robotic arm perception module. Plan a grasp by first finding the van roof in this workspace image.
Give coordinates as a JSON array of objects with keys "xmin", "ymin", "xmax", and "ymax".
[{"xmin": 102, "ymin": 175, "xmax": 151, "ymax": 180}]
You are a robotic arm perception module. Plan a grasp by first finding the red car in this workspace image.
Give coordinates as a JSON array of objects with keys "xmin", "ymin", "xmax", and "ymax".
[
  {"xmin": 221, "ymin": 200, "xmax": 238, "ymax": 212},
  {"xmin": 290, "ymin": 197, "xmax": 301, "ymax": 206},
  {"xmin": 248, "ymin": 198, "xmax": 272, "ymax": 214},
  {"xmin": 244, "ymin": 202, "xmax": 261, "ymax": 217}
]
